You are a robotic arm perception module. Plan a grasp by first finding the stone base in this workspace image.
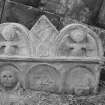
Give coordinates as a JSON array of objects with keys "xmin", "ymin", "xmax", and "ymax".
[{"xmin": 1, "ymin": 90, "xmax": 105, "ymax": 105}]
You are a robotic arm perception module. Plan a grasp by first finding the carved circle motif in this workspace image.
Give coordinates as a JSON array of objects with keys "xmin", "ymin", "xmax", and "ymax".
[
  {"xmin": 65, "ymin": 66, "xmax": 95, "ymax": 95},
  {"xmin": 0, "ymin": 64, "xmax": 20, "ymax": 91},
  {"xmin": 0, "ymin": 23, "xmax": 32, "ymax": 56},
  {"xmin": 26, "ymin": 64, "xmax": 60, "ymax": 93},
  {"xmin": 70, "ymin": 29, "xmax": 86, "ymax": 42}
]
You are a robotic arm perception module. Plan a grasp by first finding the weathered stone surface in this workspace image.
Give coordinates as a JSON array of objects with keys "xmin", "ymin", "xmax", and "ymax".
[
  {"xmin": 0, "ymin": 23, "xmax": 32, "ymax": 56},
  {"xmin": 10, "ymin": 0, "xmax": 41, "ymax": 7},
  {"xmin": 98, "ymin": 0, "xmax": 105, "ymax": 28},
  {"xmin": 56, "ymin": 24, "xmax": 103, "ymax": 57},
  {"xmin": 30, "ymin": 15, "xmax": 59, "ymax": 57},
  {"xmin": 88, "ymin": 26, "xmax": 105, "ymax": 56},
  {"xmin": 60, "ymin": 19, "xmax": 105, "ymax": 57}
]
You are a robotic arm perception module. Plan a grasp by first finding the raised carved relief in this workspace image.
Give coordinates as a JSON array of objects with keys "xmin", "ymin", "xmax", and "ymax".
[
  {"xmin": 30, "ymin": 15, "xmax": 59, "ymax": 57},
  {"xmin": 25, "ymin": 64, "xmax": 60, "ymax": 93},
  {"xmin": 65, "ymin": 66, "xmax": 95, "ymax": 96},
  {"xmin": 0, "ymin": 23, "xmax": 32, "ymax": 57},
  {"xmin": 0, "ymin": 64, "xmax": 24, "ymax": 105},
  {"xmin": 56, "ymin": 24, "xmax": 103, "ymax": 57}
]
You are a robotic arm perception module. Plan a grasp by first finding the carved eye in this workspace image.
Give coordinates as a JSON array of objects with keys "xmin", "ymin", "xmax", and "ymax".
[
  {"xmin": 69, "ymin": 47, "xmax": 74, "ymax": 50},
  {"xmin": 3, "ymin": 75, "xmax": 7, "ymax": 78},
  {"xmin": 81, "ymin": 48, "xmax": 86, "ymax": 51},
  {"xmin": 9, "ymin": 75, "xmax": 12, "ymax": 78},
  {"xmin": 1, "ymin": 45, "xmax": 5, "ymax": 48}
]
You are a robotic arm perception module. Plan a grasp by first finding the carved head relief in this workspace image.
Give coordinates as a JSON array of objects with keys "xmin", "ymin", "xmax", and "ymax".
[
  {"xmin": 0, "ymin": 65, "xmax": 19, "ymax": 91},
  {"xmin": 57, "ymin": 24, "xmax": 103, "ymax": 57},
  {"xmin": 0, "ymin": 23, "xmax": 32, "ymax": 56}
]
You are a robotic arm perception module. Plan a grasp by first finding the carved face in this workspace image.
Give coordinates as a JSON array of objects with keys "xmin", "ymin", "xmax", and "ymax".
[
  {"xmin": 70, "ymin": 29, "xmax": 86, "ymax": 43},
  {"xmin": 0, "ymin": 68, "xmax": 18, "ymax": 90}
]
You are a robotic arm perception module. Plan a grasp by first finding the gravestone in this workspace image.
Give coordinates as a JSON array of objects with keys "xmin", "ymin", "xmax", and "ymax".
[
  {"xmin": 0, "ymin": 21, "xmax": 103, "ymax": 104},
  {"xmin": 98, "ymin": 0, "xmax": 105, "ymax": 28}
]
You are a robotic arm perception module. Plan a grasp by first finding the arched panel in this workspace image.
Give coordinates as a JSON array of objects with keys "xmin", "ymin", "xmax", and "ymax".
[
  {"xmin": 65, "ymin": 66, "xmax": 96, "ymax": 95},
  {"xmin": 0, "ymin": 23, "xmax": 32, "ymax": 57},
  {"xmin": 0, "ymin": 64, "xmax": 22, "ymax": 91},
  {"xmin": 56, "ymin": 24, "xmax": 103, "ymax": 57},
  {"xmin": 25, "ymin": 64, "xmax": 61, "ymax": 93}
]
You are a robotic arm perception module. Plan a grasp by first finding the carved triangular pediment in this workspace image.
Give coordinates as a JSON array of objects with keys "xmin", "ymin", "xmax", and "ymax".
[{"xmin": 30, "ymin": 15, "xmax": 59, "ymax": 57}]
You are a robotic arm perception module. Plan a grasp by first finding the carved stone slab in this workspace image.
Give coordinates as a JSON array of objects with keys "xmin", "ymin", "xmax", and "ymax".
[
  {"xmin": 0, "ymin": 23, "xmax": 32, "ymax": 57},
  {"xmin": 0, "ymin": 58, "xmax": 101, "ymax": 105},
  {"xmin": 0, "ymin": 21, "xmax": 103, "ymax": 104},
  {"xmin": 25, "ymin": 64, "xmax": 61, "ymax": 93},
  {"xmin": 30, "ymin": 15, "xmax": 59, "ymax": 57}
]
